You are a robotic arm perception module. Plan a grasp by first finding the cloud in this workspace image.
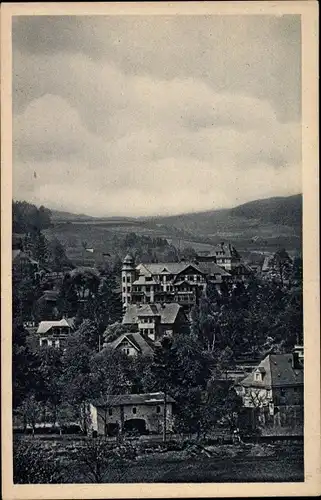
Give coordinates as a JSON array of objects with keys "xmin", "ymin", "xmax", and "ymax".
[{"xmin": 12, "ymin": 15, "xmax": 302, "ymax": 216}]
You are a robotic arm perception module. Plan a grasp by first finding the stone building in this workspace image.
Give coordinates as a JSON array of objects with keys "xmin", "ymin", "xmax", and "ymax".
[{"xmin": 89, "ymin": 392, "xmax": 175, "ymax": 436}]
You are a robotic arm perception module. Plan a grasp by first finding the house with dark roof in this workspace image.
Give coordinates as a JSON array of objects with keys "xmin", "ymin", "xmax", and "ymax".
[
  {"xmin": 12, "ymin": 249, "xmax": 39, "ymax": 278},
  {"xmin": 122, "ymin": 303, "xmax": 188, "ymax": 341},
  {"xmin": 121, "ymin": 254, "xmax": 231, "ymax": 310},
  {"xmin": 196, "ymin": 242, "xmax": 241, "ymax": 271},
  {"xmin": 236, "ymin": 353, "xmax": 303, "ymax": 409},
  {"xmin": 89, "ymin": 392, "xmax": 175, "ymax": 436},
  {"xmin": 104, "ymin": 331, "xmax": 156, "ymax": 357}
]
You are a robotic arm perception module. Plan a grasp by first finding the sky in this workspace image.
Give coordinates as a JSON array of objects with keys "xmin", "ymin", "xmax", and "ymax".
[{"xmin": 12, "ymin": 15, "xmax": 302, "ymax": 217}]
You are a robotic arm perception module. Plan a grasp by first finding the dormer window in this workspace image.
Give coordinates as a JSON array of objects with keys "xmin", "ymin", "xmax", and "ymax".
[{"xmin": 255, "ymin": 372, "xmax": 262, "ymax": 381}]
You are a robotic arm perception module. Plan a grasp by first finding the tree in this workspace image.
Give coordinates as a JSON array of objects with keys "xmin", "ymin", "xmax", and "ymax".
[
  {"xmin": 216, "ymin": 346, "xmax": 235, "ymax": 380},
  {"xmin": 61, "ymin": 333, "xmax": 93, "ymax": 433},
  {"xmin": 37, "ymin": 346, "xmax": 64, "ymax": 424},
  {"xmin": 47, "ymin": 238, "xmax": 70, "ymax": 271},
  {"xmin": 74, "ymin": 319, "xmax": 100, "ymax": 351},
  {"xmin": 84, "ymin": 273, "xmax": 122, "ymax": 333},
  {"xmin": 12, "ymin": 322, "xmax": 41, "ymax": 409},
  {"xmin": 269, "ymin": 248, "xmax": 293, "ymax": 286},
  {"xmin": 69, "ymin": 267, "xmax": 100, "ymax": 302},
  {"xmin": 89, "ymin": 349, "xmax": 132, "ymax": 437},
  {"xmin": 103, "ymin": 322, "xmax": 137, "ymax": 345},
  {"xmin": 151, "ymin": 337, "xmax": 178, "ymax": 442},
  {"xmin": 16, "ymin": 394, "xmax": 43, "ymax": 436}
]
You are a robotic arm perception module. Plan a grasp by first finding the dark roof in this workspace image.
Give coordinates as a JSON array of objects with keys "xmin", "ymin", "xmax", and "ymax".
[
  {"xmin": 123, "ymin": 303, "xmax": 182, "ymax": 325},
  {"xmin": 106, "ymin": 332, "xmax": 155, "ymax": 356},
  {"xmin": 196, "ymin": 261, "xmax": 231, "ymax": 277},
  {"xmin": 209, "ymin": 243, "xmax": 241, "ymax": 259},
  {"xmin": 12, "ymin": 250, "xmax": 38, "ymax": 265},
  {"xmin": 137, "ymin": 262, "xmax": 204, "ymax": 276},
  {"xmin": 240, "ymin": 354, "xmax": 303, "ymax": 388},
  {"xmin": 91, "ymin": 392, "xmax": 176, "ymax": 407},
  {"xmin": 41, "ymin": 290, "xmax": 60, "ymax": 301},
  {"xmin": 123, "ymin": 254, "xmax": 134, "ymax": 264}
]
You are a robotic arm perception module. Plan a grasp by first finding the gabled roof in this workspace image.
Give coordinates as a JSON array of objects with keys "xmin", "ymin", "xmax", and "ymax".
[
  {"xmin": 174, "ymin": 280, "xmax": 199, "ymax": 287},
  {"xmin": 92, "ymin": 392, "xmax": 176, "ymax": 407},
  {"xmin": 12, "ymin": 250, "xmax": 38, "ymax": 265},
  {"xmin": 240, "ymin": 354, "xmax": 303, "ymax": 388},
  {"xmin": 106, "ymin": 331, "xmax": 155, "ymax": 356},
  {"xmin": 262, "ymin": 256, "xmax": 273, "ymax": 272},
  {"xmin": 37, "ymin": 318, "xmax": 71, "ymax": 335},
  {"xmin": 136, "ymin": 304, "xmax": 160, "ymax": 317},
  {"xmin": 137, "ymin": 261, "xmax": 203, "ymax": 276},
  {"xmin": 123, "ymin": 303, "xmax": 182, "ymax": 326},
  {"xmin": 40, "ymin": 290, "xmax": 60, "ymax": 302},
  {"xmin": 133, "ymin": 276, "xmax": 158, "ymax": 286},
  {"xmin": 196, "ymin": 261, "xmax": 231, "ymax": 277}
]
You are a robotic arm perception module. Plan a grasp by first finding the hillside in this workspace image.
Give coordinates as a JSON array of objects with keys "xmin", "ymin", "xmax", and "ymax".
[
  {"xmin": 229, "ymin": 194, "xmax": 302, "ymax": 228},
  {"xmin": 144, "ymin": 194, "xmax": 302, "ymax": 239},
  {"xmin": 18, "ymin": 194, "xmax": 302, "ymax": 264}
]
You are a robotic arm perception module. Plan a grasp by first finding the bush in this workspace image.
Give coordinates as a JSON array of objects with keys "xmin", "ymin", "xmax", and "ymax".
[{"xmin": 13, "ymin": 438, "xmax": 63, "ymax": 484}]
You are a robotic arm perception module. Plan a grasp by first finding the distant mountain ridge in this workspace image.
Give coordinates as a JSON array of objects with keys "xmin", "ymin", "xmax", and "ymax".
[
  {"xmin": 50, "ymin": 194, "xmax": 302, "ymax": 227},
  {"xmin": 229, "ymin": 194, "xmax": 302, "ymax": 227},
  {"xmin": 145, "ymin": 194, "xmax": 302, "ymax": 235}
]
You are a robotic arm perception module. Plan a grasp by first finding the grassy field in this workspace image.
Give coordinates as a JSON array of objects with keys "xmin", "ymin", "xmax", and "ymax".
[
  {"xmin": 14, "ymin": 437, "xmax": 304, "ymax": 484},
  {"xmin": 103, "ymin": 454, "xmax": 304, "ymax": 483}
]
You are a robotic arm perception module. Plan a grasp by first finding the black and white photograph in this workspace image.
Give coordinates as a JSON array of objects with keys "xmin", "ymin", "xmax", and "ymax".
[{"xmin": 1, "ymin": 1, "xmax": 319, "ymax": 497}]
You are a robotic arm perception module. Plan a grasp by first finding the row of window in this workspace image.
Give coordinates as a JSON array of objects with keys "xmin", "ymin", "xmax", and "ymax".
[
  {"xmin": 40, "ymin": 338, "xmax": 60, "ymax": 347},
  {"xmin": 107, "ymin": 406, "xmax": 161, "ymax": 416},
  {"xmin": 141, "ymin": 328, "xmax": 154, "ymax": 336},
  {"xmin": 122, "ymin": 276, "xmax": 131, "ymax": 283},
  {"xmin": 122, "ymin": 286, "xmax": 131, "ymax": 293}
]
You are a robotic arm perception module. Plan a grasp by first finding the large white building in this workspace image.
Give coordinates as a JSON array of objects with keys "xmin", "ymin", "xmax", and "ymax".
[{"xmin": 121, "ymin": 254, "xmax": 231, "ymax": 310}]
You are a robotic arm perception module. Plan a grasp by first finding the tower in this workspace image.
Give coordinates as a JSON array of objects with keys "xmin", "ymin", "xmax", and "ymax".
[{"xmin": 121, "ymin": 254, "xmax": 135, "ymax": 309}]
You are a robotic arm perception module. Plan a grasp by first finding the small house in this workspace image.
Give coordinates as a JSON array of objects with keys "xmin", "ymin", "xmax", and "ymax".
[
  {"xmin": 122, "ymin": 303, "xmax": 188, "ymax": 341},
  {"xmin": 236, "ymin": 353, "xmax": 303, "ymax": 409},
  {"xmin": 89, "ymin": 392, "xmax": 176, "ymax": 436},
  {"xmin": 104, "ymin": 331, "xmax": 155, "ymax": 357},
  {"xmin": 37, "ymin": 318, "xmax": 75, "ymax": 348}
]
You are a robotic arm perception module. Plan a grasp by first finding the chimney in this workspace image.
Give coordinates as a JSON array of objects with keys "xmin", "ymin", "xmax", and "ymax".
[{"xmin": 292, "ymin": 352, "xmax": 301, "ymax": 369}]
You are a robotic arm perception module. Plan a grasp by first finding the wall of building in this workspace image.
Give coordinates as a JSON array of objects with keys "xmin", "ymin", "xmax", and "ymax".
[
  {"xmin": 273, "ymin": 386, "xmax": 304, "ymax": 406},
  {"xmin": 117, "ymin": 340, "xmax": 138, "ymax": 357},
  {"xmin": 95, "ymin": 402, "xmax": 173, "ymax": 435}
]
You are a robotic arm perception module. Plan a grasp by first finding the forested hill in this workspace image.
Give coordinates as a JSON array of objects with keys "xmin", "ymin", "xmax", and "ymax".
[
  {"xmin": 145, "ymin": 194, "xmax": 302, "ymax": 235},
  {"xmin": 229, "ymin": 195, "xmax": 302, "ymax": 228}
]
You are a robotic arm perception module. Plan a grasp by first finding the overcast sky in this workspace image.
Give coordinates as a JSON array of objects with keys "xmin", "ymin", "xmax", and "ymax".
[{"xmin": 12, "ymin": 15, "xmax": 301, "ymax": 217}]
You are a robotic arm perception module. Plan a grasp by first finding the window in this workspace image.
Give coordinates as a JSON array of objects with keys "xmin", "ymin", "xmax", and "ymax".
[
  {"xmin": 48, "ymin": 340, "xmax": 53, "ymax": 347},
  {"xmin": 127, "ymin": 276, "xmax": 131, "ymax": 282},
  {"xmin": 146, "ymin": 286, "xmax": 150, "ymax": 292},
  {"xmin": 123, "ymin": 276, "xmax": 126, "ymax": 282},
  {"xmin": 132, "ymin": 407, "xmax": 137, "ymax": 415},
  {"xmin": 281, "ymin": 389, "xmax": 286, "ymax": 397},
  {"xmin": 293, "ymin": 387, "xmax": 298, "ymax": 393},
  {"xmin": 108, "ymin": 408, "xmax": 113, "ymax": 416},
  {"xmin": 156, "ymin": 406, "xmax": 161, "ymax": 414},
  {"xmin": 123, "ymin": 287, "xmax": 126, "ymax": 293},
  {"xmin": 55, "ymin": 340, "xmax": 60, "ymax": 348},
  {"xmin": 127, "ymin": 287, "xmax": 130, "ymax": 293},
  {"xmin": 255, "ymin": 372, "xmax": 261, "ymax": 381}
]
